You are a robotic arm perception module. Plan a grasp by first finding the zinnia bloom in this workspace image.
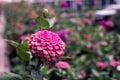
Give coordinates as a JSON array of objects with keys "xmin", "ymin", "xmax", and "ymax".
[
  {"xmin": 87, "ymin": 43, "xmax": 98, "ymax": 49},
  {"xmin": 100, "ymin": 41, "xmax": 108, "ymax": 46},
  {"xmin": 30, "ymin": 19, "xmax": 36, "ymax": 26},
  {"xmin": 96, "ymin": 62, "xmax": 107, "ymax": 69},
  {"xmin": 12, "ymin": 22, "xmax": 24, "ymax": 29},
  {"xmin": 67, "ymin": 38, "xmax": 74, "ymax": 44},
  {"xmin": 107, "ymin": 21, "xmax": 114, "ymax": 27},
  {"xmin": 17, "ymin": 35, "xmax": 27, "ymax": 43},
  {"xmin": 80, "ymin": 70, "xmax": 87, "ymax": 79},
  {"xmin": 55, "ymin": 61, "xmax": 70, "ymax": 69},
  {"xmin": 100, "ymin": 20, "xmax": 114, "ymax": 31},
  {"xmin": 110, "ymin": 61, "xmax": 120, "ymax": 67},
  {"xmin": 60, "ymin": 1, "xmax": 68, "ymax": 8},
  {"xmin": 100, "ymin": 20, "xmax": 107, "ymax": 27},
  {"xmin": 74, "ymin": 0, "xmax": 83, "ymax": 5},
  {"xmin": 27, "ymin": 30, "xmax": 65, "ymax": 62},
  {"xmin": 58, "ymin": 30, "xmax": 68, "ymax": 41},
  {"xmin": 84, "ymin": 19, "xmax": 92, "ymax": 26}
]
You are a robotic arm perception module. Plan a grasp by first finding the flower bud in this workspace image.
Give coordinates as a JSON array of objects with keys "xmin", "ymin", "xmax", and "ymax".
[{"xmin": 43, "ymin": 8, "xmax": 49, "ymax": 18}]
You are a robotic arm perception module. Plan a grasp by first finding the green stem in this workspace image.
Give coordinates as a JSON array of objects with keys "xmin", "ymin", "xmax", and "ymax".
[{"xmin": 35, "ymin": 60, "xmax": 42, "ymax": 71}]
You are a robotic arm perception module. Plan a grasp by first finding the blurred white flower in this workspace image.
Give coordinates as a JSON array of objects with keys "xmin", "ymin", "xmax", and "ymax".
[{"xmin": 117, "ymin": 66, "xmax": 120, "ymax": 71}]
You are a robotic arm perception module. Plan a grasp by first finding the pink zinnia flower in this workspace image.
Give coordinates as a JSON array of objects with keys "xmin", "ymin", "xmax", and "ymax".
[
  {"xmin": 110, "ymin": 61, "xmax": 120, "ymax": 67},
  {"xmin": 84, "ymin": 19, "xmax": 92, "ymax": 26},
  {"xmin": 27, "ymin": 30, "xmax": 65, "ymax": 62},
  {"xmin": 107, "ymin": 21, "xmax": 114, "ymax": 27},
  {"xmin": 100, "ymin": 41, "xmax": 108, "ymax": 46},
  {"xmin": 67, "ymin": 38, "xmax": 74, "ymax": 44},
  {"xmin": 87, "ymin": 43, "xmax": 98, "ymax": 49},
  {"xmin": 12, "ymin": 22, "xmax": 24, "ymax": 29},
  {"xmin": 100, "ymin": 20, "xmax": 107, "ymax": 26},
  {"xmin": 30, "ymin": 19, "xmax": 36, "ymax": 26},
  {"xmin": 80, "ymin": 70, "xmax": 87, "ymax": 79},
  {"xmin": 74, "ymin": 0, "xmax": 83, "ymax": 5},
  {"xmin": 96, "ymin": 62, "xmax": 107, "ymax": 69},
  {"xmin": 101, "ymin": 25, "xmax": 107, "ymax": 31},
  {"xmin": 60, "ymin": 1, "xmax": 68, "ymax": 8},
  {"xmin": 100, "ymin": 20, "xmax": 114, "ymax": 31},
  {"xmin": 58, "ymin": 30, "xmax": 68, "ymax": 41},
  {"xmin": 55, "ymin": 61, "xmax": 71, "ymax": 69},
  {"xmin": 17, "ymin": 35, "xmax": 27, "ymax": 43}
]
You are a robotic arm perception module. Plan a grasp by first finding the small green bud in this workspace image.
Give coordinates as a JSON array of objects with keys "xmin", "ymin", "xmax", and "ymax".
[{"xmin": 43, "ymin": 8, "xmax": 49, "ymax": 18}]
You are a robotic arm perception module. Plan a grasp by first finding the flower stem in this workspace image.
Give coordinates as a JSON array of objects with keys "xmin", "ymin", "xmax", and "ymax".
[{"xmin": 35, "ymin": 60, "xmax": 42, "ymax": 71}]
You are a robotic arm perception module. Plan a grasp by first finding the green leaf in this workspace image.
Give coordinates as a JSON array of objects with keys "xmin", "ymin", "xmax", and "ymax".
[
  {"xmin": 16, "ymin": 44, "xmax": 30, "ymax": 61},
  {"xmin": 61, "ymin": 56, "xmax": 72, "ymax": 60},
  {"xmin": 36, "ymin": 17, "xmax": 49, "ymax": 30},
  {"xmin": 47, "ymin": 17, "xmax": 55, "ymax": 28},
  {"xmin": 6, "ymin": 39, "xmax": 19, "ymax": 48},
  {"xmin": 0, "ymin": 72, "xmax": 22, "ymax": 80},
  {"xmin": 92, "ymin": 69, "xmax": 100, "ymax": 77},
  {"xmin": 97, "ymin": 45, "xmax": 103, "ymax": 56},
  {"xmin": 21, "ymin": 39, "xmax": 28, "ymax": 45},
  {"xmin": 41, "ymin": 66, "xmax": 48, "ymax": 75},
  {"xmin": 31, "ymin": 70, "xmax": 43, "ymax": 80}
]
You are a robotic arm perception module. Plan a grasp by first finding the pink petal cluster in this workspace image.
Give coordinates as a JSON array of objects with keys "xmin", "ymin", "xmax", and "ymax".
[
  {"xmin": 107, "ymin": 21, "xmax": 114, "ymax": 27},
  {"xmin": 100, "ymin": 41, "xmax": 108, "ymax": 46},
  {"xmin": 74, "ymin": 0, "xmax": 83, "ymax": 5},
  {"xmin": 100, "ymin": 20, "xmax": 114, "ymax": 31},
  {"xmin": 84, "ymin": 19, "xmax": 92, "ymax": 26},
  {"xmin": 27, "ymin": 30, "xmax": 65, "ymax": 62},
  {"xmin": 60, "ymin": 1, "xmax": 68, "ymax": 8},
  {"xmin": 80, "ymin": 70, "xmax": 87, "ymax": 79},
  {"xmin": 87, "ymin": 43, "xmax": 98, "ymax": 49},
  {"xmin": 67, "ymin": 38, "xmax": 74, "ymax": 44},
  {"xmin": 110, "ymin": 61, "xmax": 120, "ymax": 67},
  {"xmin": 55, "ymin": 61, "xmax": 71, "ymax": 69},
  {"xmin": 12, "ymin": 22, "xmax": 24, "ymax": 29},
  {"xmin": 17, "ymin": 35, "xmax": 27, "ymax": 43},
  {"xmin": 96, "ymin": 62, "xmax": 107, "ymax": 69},
  {"xmin": 30, "ymin": 19, "xmax": 36, "ymax": 26}
]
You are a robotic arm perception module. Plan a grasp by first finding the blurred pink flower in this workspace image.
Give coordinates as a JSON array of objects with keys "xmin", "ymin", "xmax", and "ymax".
[
  {"xmin": 60, "ymin": 1, "xmax": 68, "ymax": 8},
  {"xmin": 80, "ymin": 70, "xmax": 87, "ymax": 79},
  {"xmin": 27, "ymin": 30, "xmax": 65, "ymax": 62},
  {"xmin": 17, "ymin": 35, "xmax": 27, "ymax": 43},
  {"xmin": 110, "ymin": 61, "xmax": 120, "ymax": 67},
  {"xmin": 100, "ymin": 41, "xmax": 108, "ymax": 46},
  {"xmin": 12, "ymin": 22, "xmax": 24, "ymax": 29},
  {"xmin": 96, "ymin": 62, "xmax": 107, "ymax": 69},
  {"xmin": 30, "ymin": 19, "xmax": 36, "ymax": 26},
  {"xmin": 58, "ymin": 29, "xmax": 73, "ymax": 43},
  {"xmin": 84, "ymin": 19, "xmax": 92, "ymax": 26},
  {"xmin": 100, "ymin": 20, "xmax": 107, "ymax": 26},
  {"xmin": 66, "ymin": 29, "xmax": 73, "ymax": 34},
  {"xmin": 107, "ymin": 21, "xmax": 114, "ymax": 27},
  {"xmin": 58, "ymin": 30, "xmax": 68, "ymax": 41},
  {"xmin": 74, "ymin": 0, "xmax": 83, "ymax": 5},
  {"xmin": 87, "ymin": 43, "xmax": 98, "ymax": 49},
  {"xmin": 55, "ymin": 61, "xmax": 71, "ymax": 69},
  {"xmin": 67, "ymin": 38, "xmax": 74, "ymax": 44},
  {"xmin": 100, "ymin": 20, "xmax": 114, "ymax": 31}
]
